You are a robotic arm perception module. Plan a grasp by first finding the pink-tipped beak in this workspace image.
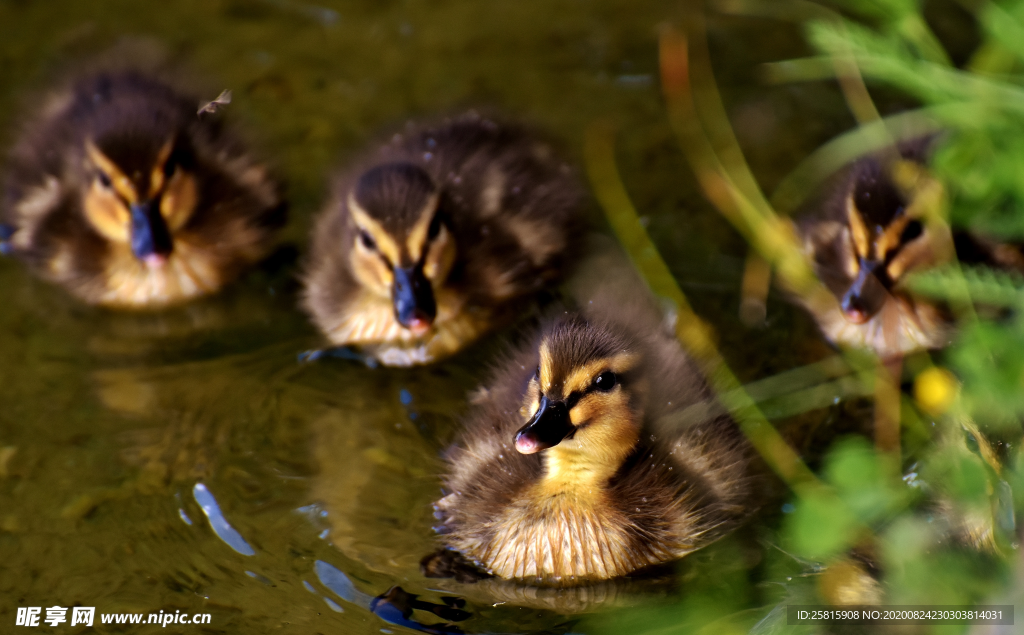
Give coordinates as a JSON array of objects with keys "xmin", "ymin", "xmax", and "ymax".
[
  {"xmin": 143, "ymin": 253, "xmax": 168, "ymax": 269},
  {"xmin": 843, "ymin": 308, "xmax": 870, "ymax": 324},
  {"xmin": 514, "ymin": 434, "xmax": 544, "ymax": 455},
  {"xmin": 406, "ymin": 316, "xmax": 431, "ymax": 336}
]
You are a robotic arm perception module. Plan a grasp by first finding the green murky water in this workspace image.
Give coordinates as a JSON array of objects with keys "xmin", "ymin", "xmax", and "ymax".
[{"xmin": 0, "ymin": 1, "xmax": 858, "ymax": 633}]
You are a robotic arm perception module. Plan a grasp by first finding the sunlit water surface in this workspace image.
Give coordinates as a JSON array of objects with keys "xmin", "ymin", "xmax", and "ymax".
[{"xmin": 0, "ymin": 1, "xmax": 856, "ymax": 632}]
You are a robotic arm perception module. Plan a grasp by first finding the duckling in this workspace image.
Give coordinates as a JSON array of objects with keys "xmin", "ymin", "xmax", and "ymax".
[
  {"xmin": 1, "ymin": 70, "xmax": 284, "ymax": 308},
  {"xmin": 428, "ymin": 292, "xmax": 755, "ymax": 585},
  {"xmin": 301, "ymin": 113, "xmax": 583, "ymax": 366},
  {"xmin": 795, "ymin": 144, "xmax": 955, "ymax": 357}
]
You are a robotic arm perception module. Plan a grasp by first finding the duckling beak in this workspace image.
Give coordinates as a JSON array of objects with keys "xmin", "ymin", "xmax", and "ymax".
[
  {"xmin": 129, "ymin": 200, "xmax": 173, "ymax": 267},
  {"xmin": 393, "ymin": 265, "xmax": 437, "ymax": 335},
  {"xmin": 841, "ymin": 259, "xmax": 886, "ymax": 324},
  {"xmin": 515, "ymin": 395, "xmax": 573, "ymax": 454}
]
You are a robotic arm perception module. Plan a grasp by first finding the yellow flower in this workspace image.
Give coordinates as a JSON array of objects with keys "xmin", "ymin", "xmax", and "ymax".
[{"xmin": 914, "ymin": 367, "xmax": 959, "ymax": 416}]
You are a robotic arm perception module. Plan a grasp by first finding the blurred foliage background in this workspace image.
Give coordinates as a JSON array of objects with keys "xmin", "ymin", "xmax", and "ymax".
[{"xmin": 583, "ymin": 0, "xmax": 1024, "ymax": 633}]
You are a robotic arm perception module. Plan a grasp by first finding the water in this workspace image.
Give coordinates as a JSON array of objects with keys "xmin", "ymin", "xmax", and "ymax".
[{"xmin": 0, "ymin": 1, "xmax": 854, "ymax": 633}]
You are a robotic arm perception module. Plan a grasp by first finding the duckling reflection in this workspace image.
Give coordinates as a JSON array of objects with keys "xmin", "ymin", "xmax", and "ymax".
[
  {"xmin": 370, "ymin": 586, "xmax": 469, "ymax": 635},
  {"xmin": 301, "ymin": 112, "xmax": 582, "ymax": 366},
  {"xmin": 429, "ymin": 287, "xmax": 756, "ymax": 585},
  {"xmin": 1, "ymin": 70, "xmax": 284, "ymax": 308},
  {"xmin": 94, "ymin": 344, "xmax": 318, "ymax": 498},
  {"xmin": 307, "ymin": 360, "xmax": 475, "ymax": 574},
  {"xmin": 795, "ymin": 144, "xmax": 957, "ymax": 357}
]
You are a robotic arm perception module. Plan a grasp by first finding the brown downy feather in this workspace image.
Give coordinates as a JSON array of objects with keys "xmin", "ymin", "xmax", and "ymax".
[
  {"xmin": 1, "ymin": 70, "xmax": 285, "ymax": 308},
  {"xmin": 429, "ymin": 269, "xmax": 756, "ymax": 586},
  {"xmin": 301, "ymin": 112, "xmax": 583, "ymax": 366}
]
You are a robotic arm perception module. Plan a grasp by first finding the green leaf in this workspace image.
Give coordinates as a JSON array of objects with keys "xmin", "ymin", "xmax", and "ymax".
[
  {"xmin": 908, "ymin": 265, "xmax": 1024, "ymax": 308},
  {"xmin": 786, "ymin": 488, "xmax": 859, "ymax": 560},
  {"xmin": 825, "ymin": 437, "xmax": 906, "ymax": 524},
  {"xmin": 949, "ymin": 319, "xmax": 1024, "ymax": 423}
]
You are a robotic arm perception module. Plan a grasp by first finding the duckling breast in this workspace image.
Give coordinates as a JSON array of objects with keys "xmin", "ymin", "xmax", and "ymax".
[
  {"xmin": 448, "ymin": 489, "xmax": 675, "ymax": 585},
  {"xmin": 802, "ymin": 290, "xmax": 951, "ymax": 356},
  {"xmin": 95, "ymin": 240, "xmax": 224, "ymax": 307}
]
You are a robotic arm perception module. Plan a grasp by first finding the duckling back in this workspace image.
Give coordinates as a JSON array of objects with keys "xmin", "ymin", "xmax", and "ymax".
[
  {"xmin": 2, "ymin": 70, "xmax": 284, "ymax": 307},
  {"xmin": 301, "ymin": 112, "xmax": 583, "ymax": 366},
  {"xmin": 431, "ymin": 262, "xmax": 755, "ymax": 585}
]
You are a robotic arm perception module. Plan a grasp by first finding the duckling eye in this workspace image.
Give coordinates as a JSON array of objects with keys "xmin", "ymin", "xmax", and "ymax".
[
  {"xmin": 96, "ymin": 171, "xmax": 112, "ymax": 189},
  {"xmin": 593, "ymin": 371, "xmax": 617, "ymax": 392},
  {"xmin": 358, "ymin": 229, "xmax": 377, "ymax": 251},
  {"xmin": 162, "ymin": 159, "xmax": 176, "ymax": 179},
  {"xmin": 900, "ymin": 220, "xmax": 923, "ymax": 244}
]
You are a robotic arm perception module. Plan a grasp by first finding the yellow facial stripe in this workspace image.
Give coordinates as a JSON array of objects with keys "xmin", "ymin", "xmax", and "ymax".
[
  {"xmin": 147, "ymin": 138, "xmax": 174, "ymax": 198},
  {"xmin": 561, "ymin": 353, "xmax": 638, "ymax": 396},
  {"xmin": 885, "ymin": 251, "xmax": 911, "ymax": 283},
  {"xmin": 520, "ymin": 376, "xmax": 542, "ymax": 420},
  {"xmin": 846, "ymin": 193, "xmax": 871, "ymax": 260},
  {"xmin": 85, "ymin": 140, "xmax": 137, "ymax": 204},
  {"xmin": 886, "ymin": 231, "xmax": 938, "ymax": 283},
  {"xmin": 161, "ymin": 170, "xmax": 198, "ymax": 231},
  {"xmin": 874, "ymin": 214, "xmax": 912, "ymax": 261},
  {"xmin": 83, "ymin": 185, "xmax": 130, "ymax": 243},
  {"xmin": 422, "ymin": 224, "xmax": 455, "ymax": 281},
  {"xmin": 349, "ymin": 247, "xmax": 395, "ymax": 298},
  {"xmin": 569, "ymin": 391, "xmax": 622, "ymax": 426},
  {"xmin": 405, "ymin": 193, "xmax": 440, "ymax": 262},
  {"xmin": 562, "ymin": 360, "xmax": 609, "ymax": 395},
  {"xmin": 536, "ymin": 343, "xmax": 638, "ymax": 398},
  {"xmin": 348, "ymin": 194, "xmax": 401, "ymax": 264},
  {"xmin": 539, "ymin": 342, "xmax": 554, "ymax": 394}
]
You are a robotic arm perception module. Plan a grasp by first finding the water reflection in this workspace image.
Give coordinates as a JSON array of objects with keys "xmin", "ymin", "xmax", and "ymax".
[
  {"xmin": 314, "ymin": 559, "xmax": 374, "ymax": 606},
  {"xmin": 316, "ymin": 560, "xmax": 470, "ymax": 634},
  {"xmin": 307, "ymin": 359, "xmax": 470, "ymax": 577},
  {"xmin": 193, "ymin": 483, "xmax": 256, "ymax": 556},
  {"xmin": 371, "ymin": 586, "xmax": 470, "ymax": 634},
  {"xmin": 420, "ymin": 551, "xmax": 679, "ymax": 614}
]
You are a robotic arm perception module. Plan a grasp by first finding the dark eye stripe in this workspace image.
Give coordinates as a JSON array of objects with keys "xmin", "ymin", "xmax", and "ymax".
[
  {"xmin": 900, "ymin": 219, "xmax": 923, "ymax": 244},
  {"xmin": 565, "ymin": 392, "xmax": 581, "ymax": 410},
  {"xmin": 427, "ymin": 213, "xmax": 443, "ymax": 240},
  {"xmin": 564, "ymin": 371, "xmax": 619, "ymax": 409},
  {"xmin": 359, "ymin": 229, "xmax": 377, "ymax": 251}
]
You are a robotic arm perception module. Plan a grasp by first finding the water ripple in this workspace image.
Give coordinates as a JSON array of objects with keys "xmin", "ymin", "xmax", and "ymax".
[
  {"xmin": 192, "ymin": 483, "xmax": 256, "ymax": 556},
  {"xmin": 314, "ymin": 560, "xmax": 374, "ymax": 607}
]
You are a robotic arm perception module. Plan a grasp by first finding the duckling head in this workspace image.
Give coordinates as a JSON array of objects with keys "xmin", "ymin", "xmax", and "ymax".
[
  {"xmin": 832, "ymin": 162, "xmax": 940, "ymax": 325},
  {"xmin": 514, "ymin": 316, "xmax": 643, "ymax": 488},
  {"xmin": 345, "ymin": 162, "xmax": 456, "ymax": 336},
  {"xmin": 81, "ymin": 130, "xmax": 198, "ymax": 270}
]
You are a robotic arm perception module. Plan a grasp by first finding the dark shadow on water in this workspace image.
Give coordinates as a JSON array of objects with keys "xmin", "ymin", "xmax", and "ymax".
[{"xmin": 371, "ymin": 586, "xmax": 470, "ymax": 634}]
